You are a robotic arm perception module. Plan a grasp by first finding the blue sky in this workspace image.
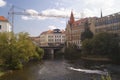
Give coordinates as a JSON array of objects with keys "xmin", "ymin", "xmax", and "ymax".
[{"xmin": 0, "ymin": 0, "xmax": 120, "ymax": 36}]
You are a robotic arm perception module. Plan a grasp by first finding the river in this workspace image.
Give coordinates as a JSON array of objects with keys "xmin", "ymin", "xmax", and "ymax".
[{"xmin": 0, "ymin": 58, "xmax": 120, "ymax": 80}]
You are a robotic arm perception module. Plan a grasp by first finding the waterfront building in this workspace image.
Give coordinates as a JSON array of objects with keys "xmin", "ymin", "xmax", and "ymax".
[
  {"xmin": 40, "ymin": 29, "xmax": 65, "ymax": 46},
  {"xmin": 0, "ymin": 16, "xmax": 12, "ymax": 32},
  {"xmin": 95, "ymin": 12, "xmax": 120, "ymax": 35},
  {"xmin": 30, "ymin": 36, "xmax": 40, "ymax": 46},
  {"xmin": 65, "ymin": 11, "xmax": 95, "ymax": 47}
]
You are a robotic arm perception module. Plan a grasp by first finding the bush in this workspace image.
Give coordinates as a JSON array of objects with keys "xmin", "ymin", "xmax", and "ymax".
[
  {"xmin": 81, "ymin": 32, "xmax": 120, "ymax": 62},
  {"xmin": 64, "ymin": 45, "xmax": 81, "ymax": 60},
  {"xmin": 0, "ymin": 32, "xmax": 44, "ymax": 70}
]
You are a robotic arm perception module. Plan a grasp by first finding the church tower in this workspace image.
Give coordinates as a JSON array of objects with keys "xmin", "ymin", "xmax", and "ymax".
[{"xmin": 69, "ymin": 11, "xmax": 75, "ymax": 25}]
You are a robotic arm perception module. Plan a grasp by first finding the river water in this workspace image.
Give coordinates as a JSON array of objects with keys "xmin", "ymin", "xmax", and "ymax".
[{"xmin": 0, "ymin": 58, "xmax": 120, "ymax": 80}]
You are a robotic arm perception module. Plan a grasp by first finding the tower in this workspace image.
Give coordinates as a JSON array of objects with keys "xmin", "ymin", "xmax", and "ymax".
[{"xmin": 69, "ymin": 11, "xmax": 75, "ymax": 24}]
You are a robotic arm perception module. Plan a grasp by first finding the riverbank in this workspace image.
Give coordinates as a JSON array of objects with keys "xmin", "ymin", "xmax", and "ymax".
[
  {"xmin": 81, "ymin": 56, "xmax": 111, "ymax": 62},
  {"xmin": 0, "ymin": 71, "xmax": 5, "ymax": 77}
]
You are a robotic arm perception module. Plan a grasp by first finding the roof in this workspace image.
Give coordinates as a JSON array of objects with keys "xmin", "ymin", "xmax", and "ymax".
[
  {"xmin": 0, "ymin": 16, "xmax": 8, "ymax": 21},
  {"xmin": 40, "ymin": 29, "xmax": 65, "ymax": 35},
  {"xmin": 73, "ymin": 18, "xmax": 87, "ymax": 26}
]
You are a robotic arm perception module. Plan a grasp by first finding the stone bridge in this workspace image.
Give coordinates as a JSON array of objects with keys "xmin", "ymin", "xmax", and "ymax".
[{"xmin": 40, "ymin": 45, "xmax": 65, "ymax": 59}]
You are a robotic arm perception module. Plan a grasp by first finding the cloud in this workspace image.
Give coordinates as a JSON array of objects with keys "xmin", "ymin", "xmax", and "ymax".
[
  {"xmin": 48, "ymin": 25, "xmax": 57, "ymax": 30},
  {"xmin": 22, "ymin": 8, "xmax": 81, "ymax": 20},
  {"xmin": 55, "ymin": 0, "xmax": 120, "ymax": 17},
  {"xmin": 21, "ymin": 9, "xmax": 47, "ymax": 20},
  {"xmin": 21, "ymin": 0, "xmax": 120, "ymax": 21},
  {"xmin": 55, "ymin": 2, "xmax": 63, "ymax": 7},
  {"xmin": 21, "ymin": 16, "xmax": 33, "ymax": 20},
  {"xmin": 0, "ymin": 0, "xmax": 6, "ymax": 7},
  {"xmin": 60, "ymin": 21, "xmax": 65, "ymax": 24},
  {"xmin": 25, "ymin": 9, "xmax": 39, "ymax": 14}
]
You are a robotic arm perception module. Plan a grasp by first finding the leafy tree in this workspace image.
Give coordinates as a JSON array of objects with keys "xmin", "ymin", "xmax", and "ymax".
[
  {"xmin": 81, "ymin": 20, "xmax": 93, "ymax": 41},
  {"xmin": 81, "ymin": 32, "xmax": 120, "ymax": 62},
  {"xmin": 82, "ymin": 39, "xmax": 92, "ymax": 55},
  {"xmin": 64, "ymin": 44, "xmax": 81, "ymax": 60},
  {"xmin": 0, "ymin": 32, "xmax": 44, "ymax": 69},
  {"xmin": 91, "ymin": 32, "xmax": 119, "ymax": 56}
]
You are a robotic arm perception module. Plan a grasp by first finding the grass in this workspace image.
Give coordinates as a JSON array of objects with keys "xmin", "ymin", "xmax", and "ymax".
[
  {"xmin": 101, "ymin": 74, "xmax": 112, "ymax": 80},
  {"xmin": 0, "ymin": 71, "xmax": 5, "ymax": 77}
]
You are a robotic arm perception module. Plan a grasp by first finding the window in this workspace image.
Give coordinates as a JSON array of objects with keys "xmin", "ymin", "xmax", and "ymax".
[{"xmin": 0, "ymin": 25, "xmax": 1, "ymax": 29}]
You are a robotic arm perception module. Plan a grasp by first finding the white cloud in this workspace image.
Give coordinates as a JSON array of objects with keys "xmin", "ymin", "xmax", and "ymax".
[
  {"xmin": 60, "ymin": 21, "xmax": 65, "ymax": 24},
  {"xmin": 48, "ymin": 25, "xmax": 57, "ymax": 30},
  {"xmin": 21, "ymin": 16, "xmax": 33, "ymax": 20},
  {"xmin": 0, "ymin": 0, "xmax": 6, "ymax": 7},
  {"xmin": 21, "ymin": 0, "xmax": 120, "ymax": 21},
  {"xmin": 21, "ymin": 8, "xmax": 81, "ymax": 20},
  {"xmin": 55, "ymin": 2, "xmax": 63, "ymax": 7},
  {"xmin": 55, "ymin": 0, "xmax": 120, "ymax": 17},
  {"xmin": 21, "ymin": 9, "xmax": 47, "ymax": 20},
  {"xmin": 25, "ymin": 9, "xmax": 38, "ymax": 15}
]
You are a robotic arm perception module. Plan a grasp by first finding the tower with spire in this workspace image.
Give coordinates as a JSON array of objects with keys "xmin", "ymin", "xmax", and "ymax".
[{"xmin": 69, "ymin": 11, "xmax": 75, "ymax": 25}]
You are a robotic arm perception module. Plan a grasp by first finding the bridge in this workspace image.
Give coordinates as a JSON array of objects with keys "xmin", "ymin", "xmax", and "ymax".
[
  {"xmin": 31, "ymin": 40, "xmax": 65, "ymax": 59},
  {"xmin": 40, "ymin": 45, "xmax": 65, "ymax": 59}
]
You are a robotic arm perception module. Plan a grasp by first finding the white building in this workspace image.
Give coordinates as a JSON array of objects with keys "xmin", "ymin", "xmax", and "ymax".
[
  {"xmin": 40, "ymin": 29, "xmax": 66, "ymax": 46},
  {"xmin": 0, "ymin": 16, "xmax": 12, "ymax": 32}
]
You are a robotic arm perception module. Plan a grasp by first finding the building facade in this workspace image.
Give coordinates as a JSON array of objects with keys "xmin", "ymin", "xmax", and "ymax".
[
  {"xmin": 65, "ymin": 11, "xmax": 95, "ymax": 47},
  {"xmin": 30, "ymin": 36, "xmax": 40, "ymax": 46},
  {"xmin": 95, "ymin": 12, "xmax": 120, "ymax": 35},
  {"xmin": 66, "ymin": 11, "xmax": 120, "ymax": 48},
  {"xmin": 0, "ymin": 16, "xmax": 12, "ymax": 32},
  {"xmin": 40, "ymin": 29, "xmax": 65, "ymax": 46}
]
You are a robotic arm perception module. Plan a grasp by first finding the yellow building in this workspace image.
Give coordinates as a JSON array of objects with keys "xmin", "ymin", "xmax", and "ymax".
[{"xmin": 40, "ymin": 29, "xmax": 65, "ymax": 46}]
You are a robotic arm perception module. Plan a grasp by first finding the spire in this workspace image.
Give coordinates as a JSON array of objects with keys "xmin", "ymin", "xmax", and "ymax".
[
  {"xmin": 69, "ymin": 11, "xmax": 75, "ymax": 24},
  {"xmin": 101, "ymin": 9, "xmax": 103, "ymax": 18}
]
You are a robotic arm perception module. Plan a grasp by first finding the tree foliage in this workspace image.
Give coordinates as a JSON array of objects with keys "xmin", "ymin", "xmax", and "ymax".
[
  {"xmin": 81, "ymin": 20, "xmax": 93, "ymax": 41},
  {"xmin": 64, "ymin": 44, "xmax": 81, "ymax": 60},
  {"xmin": 82, "ymin": 39, "xmax": 92, "ymax": 55},
  {"xmin": 0, "ymin": 32, "xmax": 44, "ymax": 69},
  {"xmin": 82, "ymin": 32, "xmax": 120, "ymax": 61}
]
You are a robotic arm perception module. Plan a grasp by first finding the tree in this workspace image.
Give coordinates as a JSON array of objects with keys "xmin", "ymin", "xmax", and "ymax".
[
  {"xmin": 82, "ymin": 39, "xmax": 92, "ymax": 55},
  {"xmin": 91, "ymin": 32, "xmax": 119, "ymax": 55},
  {"xmin": 81, "ymin": 32, "xmax": 120, "ymax": 62},
  {"xmin": 64, "ymin": 44, "xmax": 81, "ymax": 60},
  {"xmin": 81, "ymin": 20, "xmax": 93, "ymax": 41},
  {"xmin": 0, "ymin": 32, "xmax": 44, "ymax": 69}
]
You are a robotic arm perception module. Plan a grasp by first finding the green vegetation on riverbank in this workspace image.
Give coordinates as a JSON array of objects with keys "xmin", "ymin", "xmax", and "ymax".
[
  {"xmin": 64, "ymin": 45, "xmax": 81, "ymax": 60},
  {"xmin": 82, "ymin": 32, "xmax": 120, "ymax": 63},
  {"xmin": 0, "ymin": 71, "xmax": 4, "ymax": 77},
  {"xmin": 64, "ymin": 32, "xmax": 120, "ymax": 64},
  {"xmin": 0, "ymin": 32, "xmax": 44, "ymax": 70}
]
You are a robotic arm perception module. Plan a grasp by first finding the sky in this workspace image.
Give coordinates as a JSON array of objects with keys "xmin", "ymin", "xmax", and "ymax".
[{"xmin": 0, "ymin": 0, "xmax": 120, "ymax": 36}]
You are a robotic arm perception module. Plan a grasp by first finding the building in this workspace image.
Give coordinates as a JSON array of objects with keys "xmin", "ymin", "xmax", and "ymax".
[
  {"xmin": 40, "ymin": 29, "xmax": 65, "ymax": 46},
  {"xmin": 95, "ymin": 12, "xmax": 120, "ymax": 35},
  {"xmin": 0, "ymin": 16, "xmax": 12, "ymax": 32},
  {"xmin": 65, "ymin": 11, "xmax": 95, "ymax": 47},
  {"xmin": 30, "ymin": 36, "xmax": 40, "ymax": 46},
  {"xmin": 66, "ymin": 11, "xmax": 120, "ymax": 48}
]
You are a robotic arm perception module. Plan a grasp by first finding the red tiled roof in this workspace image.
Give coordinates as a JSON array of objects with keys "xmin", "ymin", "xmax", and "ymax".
[
  {"xmin": 0, "ymin": 16, "xmax": 8, "ymax": 21},
  {"xmin": 73, "ymin": 18, "xmax": 87, "ymax": 26}
]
